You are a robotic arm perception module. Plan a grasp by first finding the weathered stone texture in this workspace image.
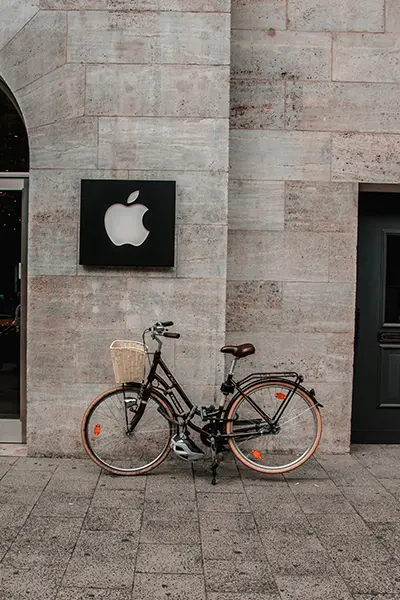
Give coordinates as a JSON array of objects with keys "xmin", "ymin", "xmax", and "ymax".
[
  {"xmin": 230, "ymin": 79, "xmax": 284, "ymax": 129},
  {"xmin": 0, "ymin": 11, "xmax": 66, "ymax": 91},
  {"xmin": 232, "ymin": 31, "xmax": 331, "ymax": 81},
  {"xmin": 0, "ymin": 0, "xmax": 39, "ymax": 52},
  {"xmin": 68, "ymin": 11, "xmax": 230, "ymax": 65},
  {"xmin": 41, "ymin": 0, "xmax": 230, "ymax": 10},
  {"xmin": 329, "ymin": 233, "xmax": 357, "ymax": 284},
  {"xmin": 386, "ymin": 0, "xmax": 400, "ymax": 32},
  {"xmin": 176, "ymin": 225, "xmax": 227, "ymax": 278},
  {"xmin": 288, "ymin": 0, "xmax": 384, "ymax": 32},
  {"xmin": 332, "ymin": 133, "xmax": 400, "ymax": 183},
  {"xmin": 230, "ymin": 131, "xmax": 331, "ymax": 181},
  {"xmin": 286, "ymin": 82, "xmax": 400, "ymax": 133},
  {"xmin": 86, "ymin": 65, "xmax": 229, "ymax": 118},
  {"xmin": 333, "ymin": 34, "xmax": 400, "ymax": 83},
  {"xmin": 229, "ymin": 180, "xmax": 284, "ymax": 230},
  {"xmin": 231, "ymin": 0, "xmax": 286, "ymax": 30},
  {"xmin": 99, "ymin": 118, "xmax": 229, "ymax": 171}
]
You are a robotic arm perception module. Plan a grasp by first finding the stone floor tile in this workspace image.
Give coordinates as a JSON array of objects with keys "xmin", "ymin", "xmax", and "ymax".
[
  {"xmin": 284, "ymin": 457, "xmax": 330, "ymax": 481},
  {"xmin": 140, "ymin": 507, "xmax": 200, "ymax": 544},
  {"xmin": 98, "ymin": 472, "xmax": 146, "ymax": 490},
  {"xmin": 377, "ymin": 478, "xmax": 400, "ymax": 498},
  {"xmin": 307, "ymin": 512, "xmax": 374, "ymax": 537},
  {"xmin": 197, "ymin": 491, "xmax": 251, "ymax": 512},
  {"xmin": 91, "ymin": 488, "xmax": 144, "ymax": 509},
  {"xmin": 288, "ymin": 480, "xmax": 355, "ymax": 514},
  {"xmin": 204, "ymin": 559, "xmax": 277, "ymax": 594},
  {"xmin": 145, "ymin": 472, "xmax": 196, "ymax": 501},
  {"xmin": 339, "ymin": 485, "xmax": 400, "ymax": 522},
  {"xmin": 238, "ymin": 469, "xmax": 285, "ymax": 486},
  {"xmin": 260, "ymin": 531, "xmax": 335, "ymax": 575},
  {"xmin": 44, "ymin": 474, "xmax": 99, "ymax": 498},
  {"xmin": 352, "ymin": 596, "xmax": 399, "ymax": 600},
  {"xmin": 132, "ymin": 573, "xmax": 206, "ymax": 600},
  {"xmin": 136, "ymin": 543, "xmax": 203, "ymax": 574},
  {"xmin": 333, "ymin": 558, "xmax": 400, "ymax": 595},
  {"xmin": 84, "ymin": 506, "xmax": 142, "ymax": 532},
  {"xmin": 0, "ymin": 527, "xmax": 20, "ymax": 561},
  {"xmin": 207, "ymin": 594, "xmax": 281, "ymax": 600},
  {"xmin": 0, "ymin": 456, "xmax": 18, "ymax": 466},
  {"xmin": 0, "ymin": 485, "xmax": 43, "ymax": 506},
  {"xmin": 316, "ymin": 455, "xmax": 379, "ymax": 487},
  {"xmin": 199, "ymin": 511, "xmax": 262, "ymax": 560},
  {"xmin": 368, "ymin": 520, "xmax": 400, "ymax": 559},
  {"xmin": 62, "ymin": 530, "xmax": 138, "ymax": 588},
  {"xmin": 276, "ymin": 573, "xmax": 352, "ymax": 600},
  {"xmin": 194, "ymin": 473, "xmax": 245, "ymax": 493},
  {"xmin": 12, "ymin": 457, "xmax": 60, "ymax": 472},
  {"xmin": 0, "ymin": 466, "xmax": 11, "ymax": 480},
  {"xmin": 245, "ymin": 483, "xmax": 300, "ymax": 513},
  {"xmin": 0, "ymin": 563, "xmax": 64, "ymax": 600},
  {"xmin": 253, "ymin": 510, "xmax": 314, "ymax": 535},
  {"xmin": 30, "ymin": 492, "xmax": 91, "ymax": 518},
  {"xmin": 0, "ymin": 469, "xmax": 52, "ymax": 489},
  {"xmin": 56, "ymin": 589, "xmax": 131, "ymax": 600},
  {"xmin": 321, "ymin": 533, "xmax": 391, "ymax": 564},
  {"xmin": 55, "ymin": 458, "xmax": 101, "ymax": 475},
  {"xmin": 0, "ymin": 503, "xmax": 33, "ymax": 528},
  {"xmin": 3, "ymin": 516, "xmax": 83, "ymax": 568}
]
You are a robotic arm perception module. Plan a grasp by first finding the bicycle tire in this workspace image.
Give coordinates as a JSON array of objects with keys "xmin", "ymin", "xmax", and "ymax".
[
  {"xmin": 81, "ymin": 383, "xmax": 176, "ymax": 476},
  {"xmin": 226, "ymin": 379, "xmax": 322, "ymax": 474}
]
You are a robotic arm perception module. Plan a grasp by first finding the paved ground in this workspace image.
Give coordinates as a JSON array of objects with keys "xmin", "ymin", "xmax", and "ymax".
[{"xmin": 0, "ymin": 446, "xmax": 400, "ymax": 599}]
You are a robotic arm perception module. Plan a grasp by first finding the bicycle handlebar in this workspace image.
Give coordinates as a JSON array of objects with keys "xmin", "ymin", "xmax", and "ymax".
[{"xmin": 161, "ymin": 321, "xmax": 173, "ymax": 327}]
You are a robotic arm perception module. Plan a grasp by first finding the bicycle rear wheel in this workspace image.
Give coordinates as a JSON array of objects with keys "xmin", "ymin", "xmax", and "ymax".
[
  {"xmin": 226, "ymin": 379, "xmax": 322, "ymax": 474},
  {"xmin": 81, "ymin": 383, "xmax": 176, "ymax": 475}
]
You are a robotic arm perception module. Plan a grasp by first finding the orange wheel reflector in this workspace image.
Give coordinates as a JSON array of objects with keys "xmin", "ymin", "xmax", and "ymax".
[
  {"xmin": 251, "ymin": 450, "xmax": 262, "ymax": 460},
  {"xmin": 94, "ymin": 424, "xmax": 101, "ymax": 436},
  {"xmin": 275, "ymin": 392, "xmax": 286, "ymax": 400}
]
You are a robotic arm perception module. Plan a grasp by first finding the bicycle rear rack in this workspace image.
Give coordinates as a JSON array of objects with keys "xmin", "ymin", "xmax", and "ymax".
[{"xmin": 237, "ymin": 372, "xmax": 303, "ymax": 387}]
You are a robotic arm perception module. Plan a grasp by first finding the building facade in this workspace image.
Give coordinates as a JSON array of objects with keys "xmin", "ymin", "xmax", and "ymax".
[{"xmin": 0, "ymin": 0, "xmax": 398, "ymax": 455}]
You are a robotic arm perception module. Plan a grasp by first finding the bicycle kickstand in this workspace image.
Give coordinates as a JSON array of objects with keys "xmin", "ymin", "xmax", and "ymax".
[{"xmin": 210, "ymin": 437, "xmax": 219, "ymax": 486}]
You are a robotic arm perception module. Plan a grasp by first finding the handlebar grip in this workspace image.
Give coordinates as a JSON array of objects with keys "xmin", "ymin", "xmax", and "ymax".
[
  {"xmin": 161, "ymin": 321, "xmax": 174, "ymax": 327},
  {"xmin": 163, "ymin": 332, "xmax": 180, "ymax": 339}
]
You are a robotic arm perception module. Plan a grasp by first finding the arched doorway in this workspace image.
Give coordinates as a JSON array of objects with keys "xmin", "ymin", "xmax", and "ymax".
[{"xmin": 0, "ymin": 77, "xmax": 29, "ymax": 443}]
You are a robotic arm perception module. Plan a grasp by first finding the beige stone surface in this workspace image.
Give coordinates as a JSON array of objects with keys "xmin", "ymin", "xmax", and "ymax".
[
  {"xmin": 230, "ymin": 130, "xmax": 331, "ymax": 181},
  {"xmin": 41, "ymin": 0, "xmax": 230, "ymax": 10},
  {"xmin": 228, "ymin": 230, "xmax": 329, "ymax": 282},
  {"xmin": 99, "ymin": 117, "xmax": 228, "ymax": 171},
  {"xmin": 332, "ymin": 133, "xmax": 400, "ymax": 183},
  {"xmin": 230, "ymin": 79, "xmax": 284, "ymax": 129},
  {"xmin": 312, "ymin": 382, "xmax": 353, "ymax": 453},
  {"xmin": 329, "ymin": 233, "xmax": 357, "ymax": 284},
  {"xmin": 286, "ymin": 82, "xmax": 400, "ymax": 133},
  {"xmin": 232, "ymin": 30, "xmax": 331, "ymax": 81},
  {"xmin": 284, "ymin": 182, "xmax": 357, "ymax": 233},
  {"xmin": 386, "ymin": 0, "xmax": 400, "ymax": 32},
  {"xmin": 68, "ymin": 11, "xmax": 230, "ymax": 65},
  {"xmin": 17, "ymin": 64, "xmax": 85, "ymax": 129},
  {"xmin": 28, "ymin": 216, "xmax": 78, "ymax": 276},
  {"xmin": 333, "ymin": 33, "xmax": 400, "ymax": 83},
  {"xmin": 227, "ymin": 280, "xmax": 283, "ymax": 331},
  {"xmin": 0, "ymin": 11, "xmax": 66, "ymax": 91},
  {"xmin": 0, "ymin": 0, "xmax": 39, "ymax": 52},
  {"xmin": 176, "ymin": 225, "xmax": 227, "ymax": 278},
  {"xmin": 86, "ymin": 65, "xmax": 229, "ymax": 118},
  {"xmin": 28, "ymin": 329, "xmax": 78, "ymax": 383},
  {"xmin": 288, "ymin": 0, "xmax": 384, "ymax": 32},
  {"xmin": 231, "ymin": 0, "xmax": 286, "ymax": 29},
  {"xmin": 29, "ymin": 117, "xmax": 98, "ymax": 169},
  {"xmin": 228, "ymin": 180, "xmax": 284, "ymax": 231}
]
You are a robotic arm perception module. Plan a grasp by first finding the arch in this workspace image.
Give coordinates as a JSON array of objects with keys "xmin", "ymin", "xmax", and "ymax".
[{"xmin": 0, "ymin": 76, "xmax": 29, "ymax": 172}]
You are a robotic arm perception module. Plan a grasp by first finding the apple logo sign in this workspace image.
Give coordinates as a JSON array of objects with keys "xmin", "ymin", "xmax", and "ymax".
[{"xmin": 104, "ymin": 191, "xmax": 150, "ymax": 247}]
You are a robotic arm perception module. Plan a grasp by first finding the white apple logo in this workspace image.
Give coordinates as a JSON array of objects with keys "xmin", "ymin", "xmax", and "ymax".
[{"xmin": 104, "ymin": 190, "xmax": 150, "ymax": 247}]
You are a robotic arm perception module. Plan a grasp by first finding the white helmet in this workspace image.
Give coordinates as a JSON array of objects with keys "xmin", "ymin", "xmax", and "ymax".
[{"xmin": 170, "ymin": 434, "xmax": 204, "ymax": 461}]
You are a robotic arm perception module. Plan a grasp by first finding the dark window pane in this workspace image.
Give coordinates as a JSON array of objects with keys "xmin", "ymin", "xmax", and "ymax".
[
  {"xmin": 385, "ymin": 234, "xmax": 400, "ymax": 323},
  {"xmin": 0, "ymin": 84, "xmax": 29, "ymax": 172}
]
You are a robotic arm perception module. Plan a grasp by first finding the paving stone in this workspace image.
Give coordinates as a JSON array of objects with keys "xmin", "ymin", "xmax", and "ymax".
[
  {"xmin": 0, "ymin": 469, "xmax": 52, "ymax": 489},
  {"xmin": 197, "ymin": 491, "xmax": 251, "ymax": 513},
  {"xmin": 0, "ymin": 563, "xmax": 64, "ymax": 600},
  {"xmin": 140, "ymin": 507, "xmax": 200, "ymax": 544},
  {"xmin": 199, "ymin": 511, "xmax": 263, "ymax": 560},
  {"xmin": 253, "ymin": 510, "xmax": 314, "ymax": 536},
  {"xmin": 56, "ymin": 589, "xmax": 131, "ymax": 600},
  {"xmin": 339, "ymin": 486, "xmax": 400, "ymax": 522},
  {"xmin": 12, "ymin": 457, "xmax": 60, "ymax": 472},
  {"xmin": 91, "ymin": 488, "xmax": 144, "ymax": 509},
  {"xmin": 260, "ymin": 531, "xmax": 334, "ymax": 575},
  {"xmin": 136, "ymin": 543, "xmax": 203, "ymax": 574},
  {"xmin": 31, "ymin": 493, "xmax": 92, "ymax": 518},
  {"xmin": 63, "ymin": 530, "xmax": 138, "ymax": 588},
  {"xmin": 307, "ymin": 513, "xmax": 374, "ymax": 538},
  {"xmin": 204, "ymin": 559, "xmax": 277, "ymax": 594},
  {"xmin": 84, "ymin": 507, "xmax": 142, "ymax": 532},
  {"xmin": 288, "ymin": 480, "xmax": 355, "ymax": 514},
  {"xmin": 316, "ymin": 455, "xmax": 379, "ymax": 487},
  {"xmin": 98, "ymin": 473, "xmax": 147, "ymax": 490},
  {"xmin": 208, "ymin": 595, "xmax": 281, "ymax": 600},
  {"xmin": 0, "ymin": 504, "xmax": 33, "ymax": 528},
  {"xmin": 132, "ymin": 573, "xmax": 206, "ymax": 600},
  {"xmin": 0, "ymin": 527, "xmax": 20, "ymax": 561},
  {"xmin": 276, "ymin": 573, "xmax": 352, "ymax": 600}
]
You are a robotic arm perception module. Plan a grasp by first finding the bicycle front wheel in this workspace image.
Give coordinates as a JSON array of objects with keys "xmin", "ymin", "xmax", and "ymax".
[
  {"xmin": 81, "ymin": 384, "xmax": 176, "ymax": 475},
  {"xmin": 226, "ymin": 379, "xmax": 322, "ymax": 474}
]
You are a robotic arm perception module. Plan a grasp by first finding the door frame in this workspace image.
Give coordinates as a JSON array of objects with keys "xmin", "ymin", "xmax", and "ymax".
[{"xmin": 0, "ymin": 172, "xmax": 29, "ymax": 443}]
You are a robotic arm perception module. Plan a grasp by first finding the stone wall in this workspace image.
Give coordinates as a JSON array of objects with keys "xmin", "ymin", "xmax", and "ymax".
[
  {"xmin": 0, "ymin": 1, "xmax": 231, "ymax": 454},
  {"xmin": 228, "ymin": 0, "xmax": 400, "ymax": 452}
]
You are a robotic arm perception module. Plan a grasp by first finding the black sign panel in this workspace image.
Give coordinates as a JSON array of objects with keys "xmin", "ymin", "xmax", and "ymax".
[{"xmin": 79, "ymin": 179, "xmax": 175, "ymax": 267}]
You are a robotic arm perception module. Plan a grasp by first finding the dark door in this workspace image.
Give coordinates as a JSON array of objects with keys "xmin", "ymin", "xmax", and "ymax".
[{"xmin": 353, "ymin": 192, "xmax": 400, "ymax": 443}]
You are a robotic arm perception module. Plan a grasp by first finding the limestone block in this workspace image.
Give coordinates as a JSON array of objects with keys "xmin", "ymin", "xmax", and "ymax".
[
  {"xmin": 77, "ymin": 277, "xmax": 130, "ymax": 332},
  {"xmin": 283, "ymin": 282, "xmax": 355, "ymax": 334},
  {"xmin": 75, "ymin": 330, "xmax": 125, "ymax": 385},
  {"xmin": 284, "ymin": 182, "xmax": 357, "ymax": 233},
  {"xmin": 232, "ymin": 31, "xmax": 331, "ymax": 81},
  {"xmin": 228, "ymin": 180, "xmax": 284, "ymax": 231},
  {"xmin": 0, "ymin": 0, "xmax": 39, "ymax": 52},
  {"xmin": 16, "ymin": 64, "xmax": 85, "ymax": 129},
  {"xmin": 230, "ymin": 130, "xmax": 331, "ymax": 181},
  {"xmin": 128, "ymin": 170, "xmax": 228, "ymax": 225},
  {"xmin": 230, "ymin": 79, "xmax": 284, "ymax": 130},
  {"xmin": 0, "ymin": 11, "xmax": 66, "ymax": 91},
  {"xmin": 226, "ymin": 280, "xmax": 283, "ymax": 332},
  {"xmin": 28, "ymin": 217, "xmax": 78, "ymax": 276},
  {"xmin": 29, "ymin": 117, "xmax": 98, "ymax": 169},
  {"xmin": 158, "ymin": 12, "xmax": 230, "ymax": 64},
  {"xmin": 231, "ymin": 0, "xmax": 286, "ymax": 30},
  {"xmin": 324, "ymin": 333, "xmax": 355, "ymax": 382},
  {"xmin": 286, "ymin": 82, "xmax": 400, "ymax": 133},
  {"xmin": 174, "ymin": 332, "xmax": 225, "ymax": 386},
  {"xmin": 41, "ymin": 0, "xmax": 230, "ymax": 10},
  {"xmin": 329, "ymin": 233, "xmax": 357, "ymax": 284},
  {"xmin": 27, "ymin": 329, "xmax": 77, "ymax": 383},
  {"xmin": 225, "ymin": 331, "xmax": 327, "ymax": 381},
  {"xmin": 227, "ymin": 230, "xmax": 329, "ymax": 281},
  {"xmin": 288, "ymin": 0, "xmax": 384, "ymax": 32},
  {"xmin": 86, "ymin": 65, "xmax": 229, "ymax": 118},
  {"xmin": 176, "ymin": 224, "xmax": 227, "ymax": 278},
  {"xmin": 27, "ymin": 383, "xmax": 106, "ymax": 456},
  {"xmin": 386, "ymin": 0, "xmax": 400, "ymax": 32},
  {"xmin": 98, "ymin": 117, "xmax": 228, "ymax": 171},
  {"xmin": 332, "ymin": 132, "xmax": 400, "ymax": 183},
  {"xmin": 333, "ymin": 34, "xmax": 400, "ymax": 83},
  {"xmin": 125, "ymin": 277, "xmax": 226, "ymax": 334}
]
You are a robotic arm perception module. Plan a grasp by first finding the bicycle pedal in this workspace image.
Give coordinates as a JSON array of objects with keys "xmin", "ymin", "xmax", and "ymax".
[{"xmin": 200, "ymin": 405, "xmax": 218, "ymax": 421}]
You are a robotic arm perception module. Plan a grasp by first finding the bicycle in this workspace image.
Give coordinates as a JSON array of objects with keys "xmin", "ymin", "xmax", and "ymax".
[{"xmin": 81, "ymin": 321, "xmax": 323, "ymax": 484}]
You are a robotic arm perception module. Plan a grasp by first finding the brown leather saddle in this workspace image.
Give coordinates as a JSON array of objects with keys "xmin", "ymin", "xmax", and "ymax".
[{"xmin": 220, "ymin": 343, "xmax": 255, "ymax": 359}]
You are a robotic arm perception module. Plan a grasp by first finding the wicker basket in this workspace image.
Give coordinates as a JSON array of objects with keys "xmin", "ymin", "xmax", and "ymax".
[{"xmin": 110, "ymin": 340, "xmax": 147, "ymax": 384}]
